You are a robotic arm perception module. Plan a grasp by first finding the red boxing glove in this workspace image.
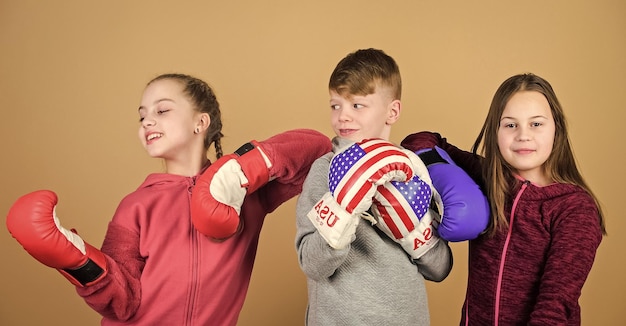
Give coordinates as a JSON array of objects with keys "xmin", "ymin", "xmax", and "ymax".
[
  {"xmin": 191, "ymin": 141, "xmax": 272, "ymax": 239},
  {"xmin": 6, "ymin": 190, "xmax": 107, "ymax": 287}
]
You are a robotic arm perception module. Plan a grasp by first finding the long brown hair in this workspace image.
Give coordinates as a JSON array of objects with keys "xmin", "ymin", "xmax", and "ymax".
[
  {"xmin": 471, "ymin": 73, "xmax": 606, "ymax": 236},
  {"xmin": 148, "ymin": 73, "xmax": 224, "ymax": 158}
]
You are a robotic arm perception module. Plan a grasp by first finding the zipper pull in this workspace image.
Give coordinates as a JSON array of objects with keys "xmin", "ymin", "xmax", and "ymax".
[{"xmin": 188, "ymin": 177, "xmax": 196, "ymax": 195}]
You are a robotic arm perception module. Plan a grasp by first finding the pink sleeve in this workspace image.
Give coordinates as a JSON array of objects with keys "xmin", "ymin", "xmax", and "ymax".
[
  {"xmin": 76, "ymin": 221, "xmax": 143, "ymax": 322},
  {"xmin": 257, "ymin": 129, "xmax": 331, "ymax": 213}
]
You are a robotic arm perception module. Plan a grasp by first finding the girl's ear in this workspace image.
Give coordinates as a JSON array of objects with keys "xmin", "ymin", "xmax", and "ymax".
[
  {"xmin": 386, "ymin": 99, "xmax": 401, "ymax": 125},
  {"xmin": 196, "ymin": 112, "xmax": 211, "ymax": 133}
]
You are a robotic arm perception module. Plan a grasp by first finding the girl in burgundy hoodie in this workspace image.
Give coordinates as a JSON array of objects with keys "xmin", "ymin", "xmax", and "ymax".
[
  {"xmin": 6, "ymin": 73, "xmax": 331, "ymax": 325},
  {"xmin": 402, "ymin": 73, "xmax": 606, "ymax": 325}
]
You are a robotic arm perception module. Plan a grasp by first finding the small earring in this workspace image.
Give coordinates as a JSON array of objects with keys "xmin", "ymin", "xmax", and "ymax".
[{"xmin": 194, "ymin": 128, "xmax": 200, "ymax": 134}]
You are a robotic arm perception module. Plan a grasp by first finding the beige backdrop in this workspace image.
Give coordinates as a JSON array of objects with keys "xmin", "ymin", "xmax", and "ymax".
[{"xmin": 1, "ymin": 1, "xmax": 624, "ymax": 325}]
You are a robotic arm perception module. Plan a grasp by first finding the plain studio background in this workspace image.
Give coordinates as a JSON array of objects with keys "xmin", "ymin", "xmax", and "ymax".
[{"xmin": 1, "ymin": 1, "xmax": 624, "ymax": 325}]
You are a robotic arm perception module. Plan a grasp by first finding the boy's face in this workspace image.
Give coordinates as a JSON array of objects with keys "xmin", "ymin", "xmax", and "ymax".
[{"xmin": 329, "ymin": 85, "xmax": 400, "ymax": 142}]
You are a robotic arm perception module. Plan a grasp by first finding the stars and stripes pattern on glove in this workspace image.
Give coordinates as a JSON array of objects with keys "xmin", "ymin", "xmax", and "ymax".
[
  {"xmin": 307, "ymin": 138, "xmax": 415, "ymax": 249},
  {"xmin": 329, "ymin": 138, "xmax": 414, "ymax": 214},
  {"xmin": 371, "ymin": 152, "xmax": 442, "ymax": 260},
  {"xmin": 374, "ymin": 176, "xmax": 433, "ymax": 239}
]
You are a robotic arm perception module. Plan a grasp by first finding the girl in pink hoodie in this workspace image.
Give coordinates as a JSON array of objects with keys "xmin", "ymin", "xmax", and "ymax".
[{"xmin": 7, "ymin": 73, "xmax": 331, "ymax": 325}]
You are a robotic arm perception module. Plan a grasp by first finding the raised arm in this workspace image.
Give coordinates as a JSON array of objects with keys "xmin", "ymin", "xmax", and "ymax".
[{"xmin": 191, "ymin": 129, "xmax": 331, "ymax": 239}]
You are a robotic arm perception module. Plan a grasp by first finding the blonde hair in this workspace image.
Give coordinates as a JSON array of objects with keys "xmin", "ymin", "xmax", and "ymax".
[{"xmin": 329, "ymin": 48, "xmax": 401, "ymax": 100}]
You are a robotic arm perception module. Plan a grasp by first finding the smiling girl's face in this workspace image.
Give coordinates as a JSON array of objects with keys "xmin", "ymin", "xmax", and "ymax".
[
  {"xmin": 497, "ymin": 90, "xmax": 556, "ymax": 186},
  {"xmin": 137, "ymin": 78, "xmax": 199, "ymax": 162}
]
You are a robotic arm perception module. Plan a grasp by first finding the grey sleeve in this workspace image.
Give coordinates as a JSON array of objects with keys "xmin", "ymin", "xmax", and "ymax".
[
  {"xmin": 414, "ymin": 239, "xmax": 453, "ymax": 282},
  {"xmin": 295, "ymin": 154, "xmax": 351, "ymax": 281}
]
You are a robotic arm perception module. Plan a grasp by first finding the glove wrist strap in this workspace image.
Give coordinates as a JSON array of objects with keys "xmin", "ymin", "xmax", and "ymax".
[
  {"xmin": 235, "ymin": 141, "xmax": 271, "ymax": 193},
  {"xmin": 59, "ymin": 243, "xmax": 107, "ymax": 287},
  {"xmin": 416, "ymin": 148, "xmax": 447, "ymax": 166},
  {"xmin": 399, "ymin": 211, "xmax": 440, "ymax": 260},
  {"xmin": 307, "ymin": 193, "xmax": 357, "ymax": 249},
  {"xmin": 61, "ymin": 258, "xmax": 105, "ymax": 287}
]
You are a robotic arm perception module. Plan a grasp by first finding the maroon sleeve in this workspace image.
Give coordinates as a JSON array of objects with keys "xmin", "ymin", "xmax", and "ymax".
[
  {"xmin": 529, "ymin": 193, "xmax": 603, "ymax": 324},
  {"xmin": 256, "ymin": 129, "xmax": 332, "ymax": 213},
  {"xmin": 401, "ymin": 131, "xmax": 485, "ymax": 189},
  {"xmin": 76, "ymin": 223, "xmax": 143, "ymax": 321}
]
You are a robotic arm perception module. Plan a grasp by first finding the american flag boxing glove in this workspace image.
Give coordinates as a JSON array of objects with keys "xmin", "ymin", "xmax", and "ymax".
[
  {"xmin": 371, "ymin": 150, "xmax": 443, "ymax": 259},
  {"xmin": 308, "ymin": 138, "xmax": 414, "ymax": 249}
]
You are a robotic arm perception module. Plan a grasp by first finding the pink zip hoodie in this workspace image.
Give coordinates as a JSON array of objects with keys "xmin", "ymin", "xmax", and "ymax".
[{"xmin": 75, "ymin": 129, "xmax": 331, "ymax": 325}]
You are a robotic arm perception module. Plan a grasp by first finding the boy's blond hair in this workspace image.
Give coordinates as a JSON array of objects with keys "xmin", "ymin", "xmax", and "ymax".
[{"xmin": 329, "ymin": 48, "xmax": 401, "ymax": 100}]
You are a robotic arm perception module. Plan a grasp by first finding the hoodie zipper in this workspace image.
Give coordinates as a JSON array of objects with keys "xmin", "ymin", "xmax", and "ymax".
[
  {"xmin": 493, "ymin": 180, "xmax": 530, "ymax": 325},
  {"xmin": 184, "ymin": 177, "xmax": 200, "ymax": 325}
]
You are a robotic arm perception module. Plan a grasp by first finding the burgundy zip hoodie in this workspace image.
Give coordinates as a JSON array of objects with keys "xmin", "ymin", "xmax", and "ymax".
[{"xmin": 402, "ymin": 132, "xmax": 603, "ymax": 325}]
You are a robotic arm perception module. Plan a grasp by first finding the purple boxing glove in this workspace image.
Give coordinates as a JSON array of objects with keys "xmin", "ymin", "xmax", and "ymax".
[{"xmin": 416, "ymin": 146, "xmax": 489, "ymax": 242}]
